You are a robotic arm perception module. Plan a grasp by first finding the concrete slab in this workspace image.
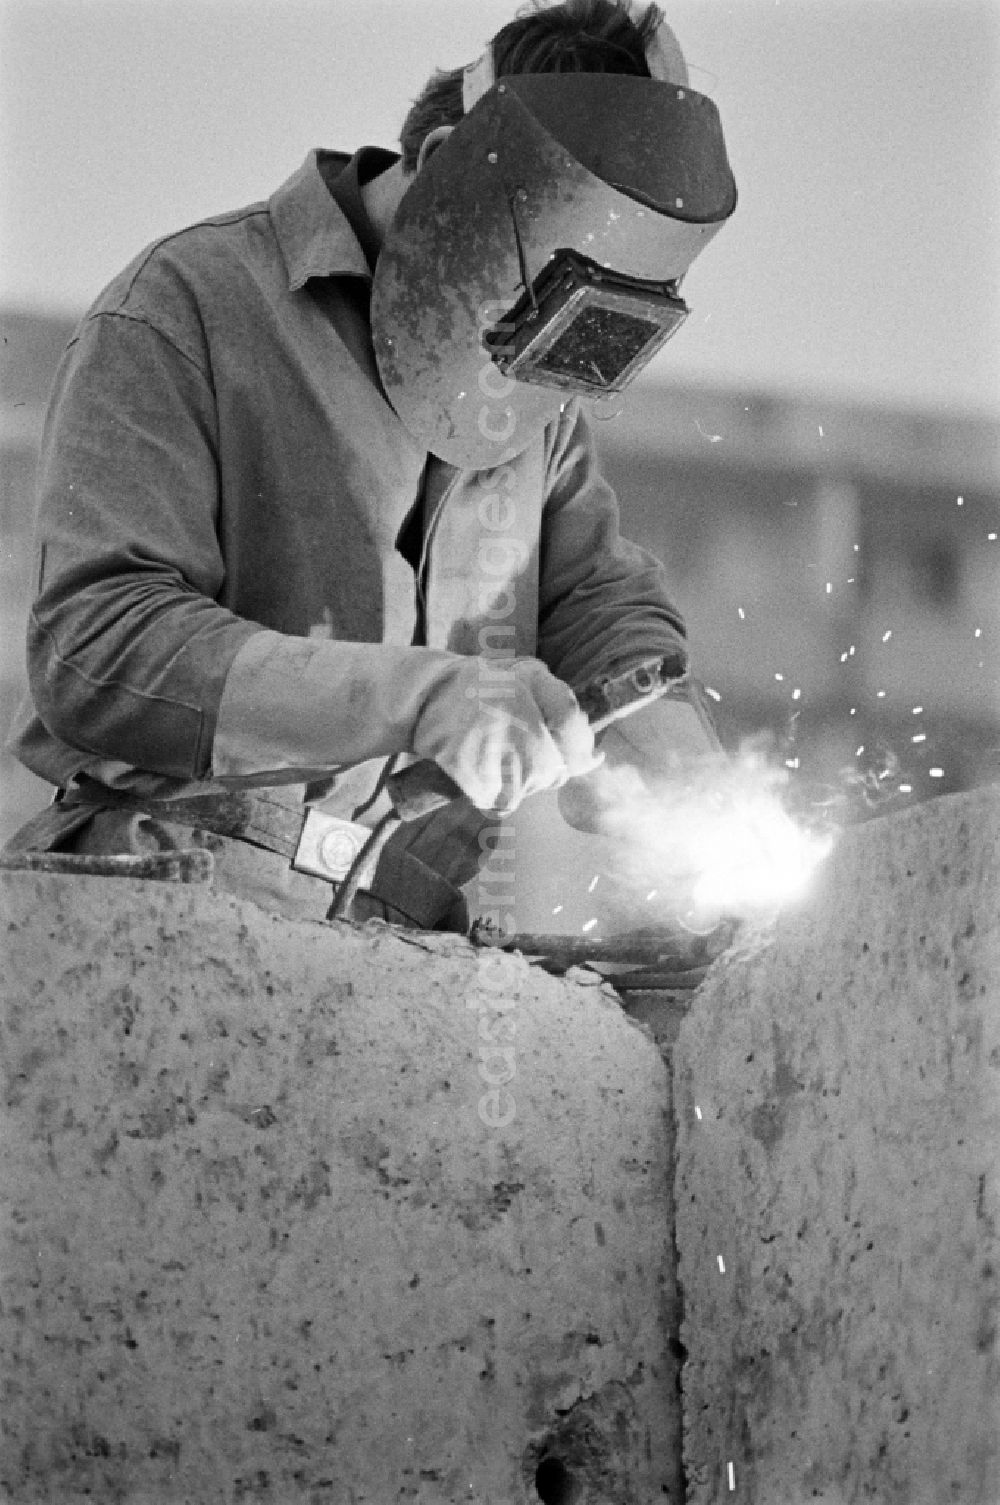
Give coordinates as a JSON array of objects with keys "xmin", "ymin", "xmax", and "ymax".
[
  {"xmin": 675, "ymin": 785, "xmax": 1000, "ymax": 1505},
  {"xmin": 1, "ymin": 870, "xmax": 680, "ymax": 1504}
]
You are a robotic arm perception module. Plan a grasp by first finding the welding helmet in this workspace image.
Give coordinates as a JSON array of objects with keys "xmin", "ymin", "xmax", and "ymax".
[{"xmin": 371, "ymin": 13, "xmax": 737, "ymax": 468}]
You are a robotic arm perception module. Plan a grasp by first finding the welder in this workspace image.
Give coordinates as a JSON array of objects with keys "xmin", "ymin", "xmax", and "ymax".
[{"xmin": 4, "ymin": 0, "xmax": 737, "ymax": 932}]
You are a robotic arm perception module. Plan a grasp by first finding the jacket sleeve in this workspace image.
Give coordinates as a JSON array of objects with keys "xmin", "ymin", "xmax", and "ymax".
[
  {"xmin": 26, "ymin": 309, "xmax": 260, "ymax": 778},
  {"xmin": 25, "ymin": 309, "xmax": 469, "ymax": 783},
  {"xmin": 535, "ymin": 400, "xmax": 689, "ymax": 692}
]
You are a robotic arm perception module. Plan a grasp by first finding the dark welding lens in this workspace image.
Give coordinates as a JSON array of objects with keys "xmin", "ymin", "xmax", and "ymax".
[
  {"xmin": 483, "ymin": 248, "xmax": 688, "ymax": 395},
  {"xmin": 538, "ymin": 303, "xmax": 667, "ymax": 387}
]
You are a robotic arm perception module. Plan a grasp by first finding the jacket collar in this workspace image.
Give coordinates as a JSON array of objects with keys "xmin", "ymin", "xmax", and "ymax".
[{"xmin": 269, "ymin": 150, "xmax": 372, "ymax": 291}]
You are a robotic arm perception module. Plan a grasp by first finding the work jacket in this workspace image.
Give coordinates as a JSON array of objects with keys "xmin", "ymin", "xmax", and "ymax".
[{"xmin": 9, "ymin": 151, "xmax": 688, "ymax": 823}]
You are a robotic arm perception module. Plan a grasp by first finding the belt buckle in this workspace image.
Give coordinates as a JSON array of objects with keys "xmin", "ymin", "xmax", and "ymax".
[{"xmin": 293, "ymin": 808, "xmax": 372, "ymax": 884}]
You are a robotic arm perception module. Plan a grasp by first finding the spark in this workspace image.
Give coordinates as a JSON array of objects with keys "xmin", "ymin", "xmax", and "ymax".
[
  {"xmin": 957, "ymin": 495, "xmax": 964, "ymax": 506},
  {"xmin": 899, "ymin": 783, "xmax": 913, "ymax": 794},
  {"xmin": 694, "ymin": 418, "xmax": 723, "ymax": 443},
  {"xmin": 849, "ymin": 707, "xmax": 857, "ymax": 716},
  {"xmin": 728, "ymin": 1460, "xmax": 737, "ymax": 1492},
  {"xmin": 826, "ymin": 581, "xmax": 833, "ymax": 594},
  {"xmin": 785, "ymin": 757, "xmax": 800, "ymax": 769},
  {"xmin": 882, "ymin": 630, "xmax": 892, "ymax": 643},
  {"xmin": 847, "ymin": 576, "xmax": 856, "ymax": 583},
  {"xmin": 912, "ymin": 706, "xmax": 923, "ymax": 715},
  {"xmin": 593, "ymin": 746, "xmax": 835, "ymax": 924},
  {"xmin": 818, "ymin": 424, "xmax": 824, "ymax": 437},
  {"xmin": 912, "ymin": 733, "xmax": 926, "ymax": 744},
  {"xmin": 738, "ymin": 606, "xmax": 746, "ymax": 620},
  {"xmin": 645, "ymin": 889, "xmax": 658, "ymax": 902},
  {"xmin": 856, "ymin": 745, "xmax": 865, "ymax": 757},
  {"xmin": 694, "ymin": 1105, "xmax": 703, "ymax": 1120},
  {"xmin": 774, "ymin": 672, "xmax": 784, "ymax": 682},
  {"xmin": 587, "ymin": 874, "xmax": 599, "ymax": 893},
  {"xmin": 717, "ymin": 1255, "xmax": 726, "ymax": 1273},
  {"xmin": 853, "ymin": 543, "xmax": 860, "ymax": 552},
  {"xmin": 877, "ymin": 690, "xmax": 886, "ymax": 699},
  {"xmin": 792, "ymin": 687, "xmax": 801, "ymax": 701},
  {"xmin": 552, "ymin": 904, "xmax": 564, "ymax": 915},
  {"xmin": 705, "ymin": 685, "xmax": 722, "ymax": 702},
  {"xmin": 850, "ymin": 645, "xmax": 856, "ymax": 656},
  {"xmin": 990, "ymin": 533, "xmax": 997, "ymax": 542},
  {"xmin": 975, "ymin": 628, "xmax": 983, "ymax": 639},
  {"xmin": 691, "ymin": 785, "xmax": 833, "ymax": 917},
  {"xmin": 929, "ymin": 767, "xmax": 944, "ymax": 778},
  {"xmin": 581, "ymin": 917, "xmax": 599, "ymax": 933},
  {"xmin": 840, "ymin": 652, "xmax": 848, "ymax": 663}
]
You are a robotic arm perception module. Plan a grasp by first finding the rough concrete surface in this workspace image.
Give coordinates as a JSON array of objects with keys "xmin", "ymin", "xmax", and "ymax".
[
  {"xmin": 1, "ymin": 869, "xmax": 680, "ymax": 1504},
  {"xmin": 675, "ymin": 785, "xmax": 1000, "ymax": 1505}
]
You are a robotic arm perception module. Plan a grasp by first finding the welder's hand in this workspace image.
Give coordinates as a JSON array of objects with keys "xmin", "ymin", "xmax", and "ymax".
[{"xmin": 412, "ymin": 656, "xmax": 601, "ymax": 813}]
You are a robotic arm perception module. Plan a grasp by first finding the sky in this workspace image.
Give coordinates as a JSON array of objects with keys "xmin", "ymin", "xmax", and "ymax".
[{"xmin": 1, "ymin": 0, "xmax": 998, "ymax": 418}]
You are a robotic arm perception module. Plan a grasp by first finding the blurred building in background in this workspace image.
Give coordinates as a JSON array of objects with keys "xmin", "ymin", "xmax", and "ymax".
[
  {"xmin": 2, "ymin": 308, "xmax": 998, "ymax": 846},
  {"xmin": 595, "ymin": 383, "xmax": 999, "ymax": 822}
]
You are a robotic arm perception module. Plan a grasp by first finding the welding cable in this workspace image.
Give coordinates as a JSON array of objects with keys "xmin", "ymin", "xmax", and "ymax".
[
  {"xmin": 327, "ymin": 759, "xmax": 464, "ymax": 922},
  {"xmin": 326, "ymin": 808, "xmax": 400, "ymax": 921}
]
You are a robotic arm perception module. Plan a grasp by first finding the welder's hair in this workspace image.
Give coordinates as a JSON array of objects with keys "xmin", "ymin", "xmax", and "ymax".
[{"xmin": 399, "ymin": 1, "xmax": 665, "ymax": 172}]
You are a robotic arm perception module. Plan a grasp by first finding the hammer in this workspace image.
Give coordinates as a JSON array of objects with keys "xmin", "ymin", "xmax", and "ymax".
[{"xmin": 327, "ymin": 653, "xmax": 715, "ymax": 922}]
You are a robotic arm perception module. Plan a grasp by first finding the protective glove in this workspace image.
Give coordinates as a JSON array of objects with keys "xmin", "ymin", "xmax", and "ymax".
[
  {"xmin": 213, "ymin": 633, "xmax": 600, "ymax": 808},
  {"xmin": 412, "ymin": 654, "xmax": 601, "ymax": 813},
  {"xmin": 360, "ymin": 796, "xmax": 496, "ymax": 932}
]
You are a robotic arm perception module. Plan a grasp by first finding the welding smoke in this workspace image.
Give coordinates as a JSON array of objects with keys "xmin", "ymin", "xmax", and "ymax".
[{"xmin": 569, "ymin": 735, "xmax": 836, "ymax": 929}]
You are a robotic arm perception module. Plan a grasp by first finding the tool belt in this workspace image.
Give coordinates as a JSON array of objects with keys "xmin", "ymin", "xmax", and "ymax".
[
  {"xmin": 4, "ymin": 780, "xmax": 477, "ymax": 932},
  {"xmin": 58, "ymin": 782, "xmax": 308, "ymax": 859}
]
